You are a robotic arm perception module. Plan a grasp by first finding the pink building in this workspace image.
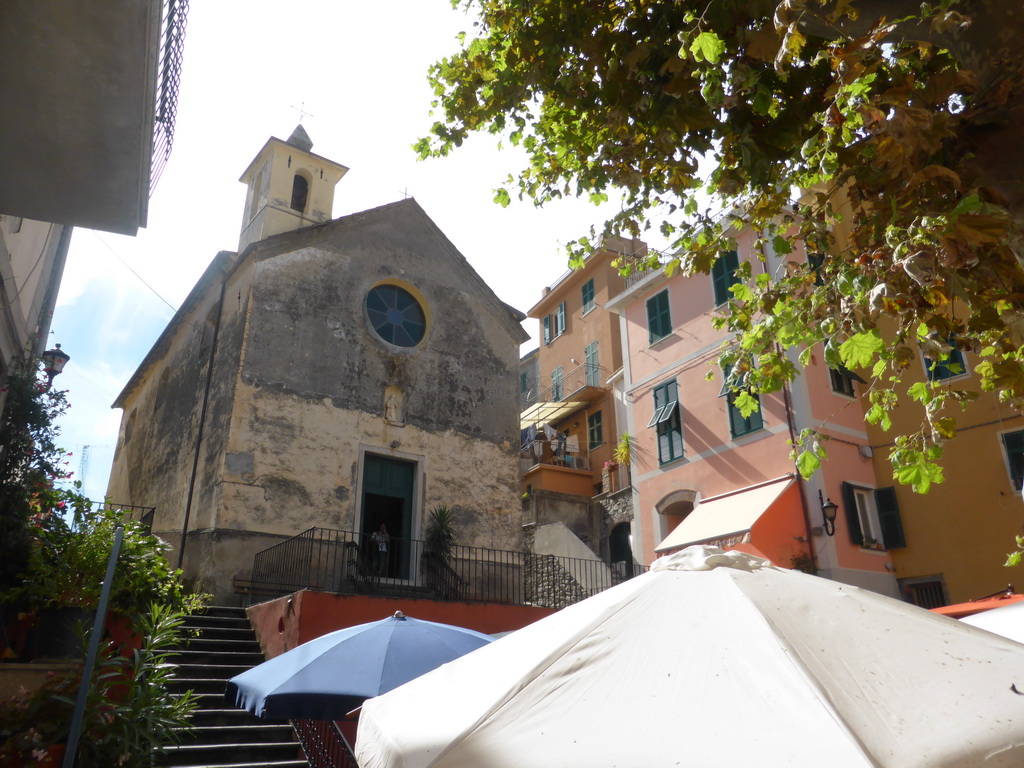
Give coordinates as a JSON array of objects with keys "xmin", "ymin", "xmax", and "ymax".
[{"xmin": 607, "ymin": 230, "xmax": 901, "ymax": 597}]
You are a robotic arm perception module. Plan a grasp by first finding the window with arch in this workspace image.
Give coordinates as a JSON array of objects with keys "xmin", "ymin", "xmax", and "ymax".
[
  {"xmin": 366, "ymin": 284, "xmax": 427, "ymax": 347},
  {"xmin": 290, "ymin": 173, "xmax": 309, "ymax": 213}
]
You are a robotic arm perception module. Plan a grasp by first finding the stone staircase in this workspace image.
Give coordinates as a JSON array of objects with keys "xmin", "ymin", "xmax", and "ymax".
[{"xmin": 160, "ymin": 606, "xmax": 309, "ymax": 768}]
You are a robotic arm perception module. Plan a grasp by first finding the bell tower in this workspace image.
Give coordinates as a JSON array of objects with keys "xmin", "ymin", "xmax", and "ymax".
[{"xmin": 237, "ymin": 124, "xmax": 349, "ymax": 251}]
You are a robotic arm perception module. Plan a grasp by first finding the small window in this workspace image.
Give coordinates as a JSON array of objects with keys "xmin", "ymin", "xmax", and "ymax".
[
  {"xmin": 901, "ymin": 578, "xmax": 947, "ymax": 609},
  {"xmin": 544, "ymin": 302, "xmax": 566, "ymax": 344},
  {"xmin": 520, "ymin": 372, "xmax": 528, "ymax": 394},
  {"xmin": 651, "ymin": 380, "xmax": 683, "ymax": 464},
  {"xmin": 726, "ymin": 391, "xmax": 763, "ymax": 438},
  {"xmin": 551, "ymin": 366, "xmax": 564, "ymax": 402},
  {"xmin": 807, "ymin": 252, "xmax": 825, "ymax": 286},
  {"xmin": 712, "ymin": 250, "xmax": 741, "ymax": 305},
  {"xmin": 829, "ymin": 365, "xmax": 861, "ymax": 398},
  {"xmin": 924, "ymin": 336, "xmax": 967, "ymax": 381},
  {"xmin": 721, "ymin": 364, "xmax": 763, "ymax": 438},
  {"xmin": 840, "ymin": 482, "xmax": 906, "ymax": 550},
  {"xmin": 584, "ymin": 341, "xmax": 600, "ymax": 386},
  {"xmin": 581, "ymin": 279, "xmax": 595, "ymax": 314},
  {"xmin": 588, "ymin": 411, "xmax": 604, "ymax": 449},
  {"xmin": 1001, "ymin": 430, "xmax": 1024, "ymax": 492},
  {"xmin": 290, "ymin": 173, "xmax": 309, "ymax": 213},
  {"xmin": 646, "ymin": 290, "xmax": 672, "ymax": 344}
]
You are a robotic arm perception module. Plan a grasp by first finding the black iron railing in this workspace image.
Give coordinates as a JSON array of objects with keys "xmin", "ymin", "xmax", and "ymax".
[
  {"xmin": 293, "ymin": 719, "xmax": 358, "ymax": 768},
  {"xmin": 249, "ymin": 528, "xmax": 645, "ymax": 608},
  {"xmin": 151, "ymin": 0, "xmax": 189, "ymax": 194}
]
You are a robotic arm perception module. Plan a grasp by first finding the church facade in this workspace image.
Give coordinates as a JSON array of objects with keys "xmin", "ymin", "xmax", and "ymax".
[{"xmin": 106, "ymin": 128, "xmax": 529, "ymax": 601}]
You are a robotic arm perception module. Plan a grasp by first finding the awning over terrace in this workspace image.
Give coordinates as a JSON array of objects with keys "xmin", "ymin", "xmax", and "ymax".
[
  {"xmin": 655, "ymin": 475, "xmax": 797, "ymax": 555},
  {"xmin": 519, "ymin": 400, "xmax": 587, "ymax": 430}
]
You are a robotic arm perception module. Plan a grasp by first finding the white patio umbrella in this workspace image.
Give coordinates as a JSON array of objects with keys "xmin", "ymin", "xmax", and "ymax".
[
  {"xmin": 962, "ymin": 600, "xmax": 1024, "ymax": 644},
  {"xmin": 356, "ymin": 547, "xmax": 1024, "ymax": 768}
]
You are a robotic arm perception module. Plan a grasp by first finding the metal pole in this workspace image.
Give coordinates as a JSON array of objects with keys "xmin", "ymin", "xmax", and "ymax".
[{"xmin": 63, "ymin": 524, "xmax": 124, "ymax": 768}]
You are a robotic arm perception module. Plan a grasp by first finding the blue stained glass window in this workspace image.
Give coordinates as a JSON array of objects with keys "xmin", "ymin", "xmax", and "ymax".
[{"xmin": 366, "ymin": 285, "xmax": 426, "ymax": 347}]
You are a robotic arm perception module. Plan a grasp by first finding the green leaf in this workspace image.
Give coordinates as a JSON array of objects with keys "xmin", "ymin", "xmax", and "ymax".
[
  {"xmin": 907, "ymin": 381, "xmax": 930, "ymax": 403},
  {"xmin": 493, "ymin": 188, "xmax": 511, "ymax": 207},
  {"xmin": 734, "ymin": 390, "xmax": 760, "ymax": 418},
  {"xmin": 690, "ymin": 31, "xmax": 726, "ymax": 64},
  {"xmin": 950, "ymin": 194, "xmax": 982, "ymax": 218},
  {"xmin": 771, "ymin": 235, "xmax": 793, "ymax": 255},
  {"xmin": 839, "ymin": 330, "xmax": 884, "ymax": 368},
  {"xmin": 796, "ymin": 449, "xmax": 821, "ymax": 478}
]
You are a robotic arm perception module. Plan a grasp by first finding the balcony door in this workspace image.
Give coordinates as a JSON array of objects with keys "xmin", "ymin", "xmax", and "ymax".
[{"xmin": 360, "ymin": 454, "xmax": 416, "ymax": 579}]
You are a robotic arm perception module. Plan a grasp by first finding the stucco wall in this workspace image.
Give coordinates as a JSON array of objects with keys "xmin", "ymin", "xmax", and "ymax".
[{"xmin": 108, "ymin": 201, "xmax": 526, "ymax": 601}]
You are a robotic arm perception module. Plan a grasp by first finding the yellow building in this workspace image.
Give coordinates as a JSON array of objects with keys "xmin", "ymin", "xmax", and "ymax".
[{"xmin": 865, "ymin": 345, "xmax": 1024, "ymax": 605}]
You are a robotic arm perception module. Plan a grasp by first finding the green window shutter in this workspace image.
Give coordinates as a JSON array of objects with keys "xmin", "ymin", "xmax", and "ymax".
[
  {"xmin": 875, "ymin": 486, "xmax": 905, "ymax": 549},
  {"xmin": 582, "ymin": 279, "xmax": 595, "ymax": 313},
  {"xmin": 543, "ymin": 316, "xmax": 551, "ymax": 345},
  {"xmin": 713, "ymin": 250, "xmax": 740, "ymax": 305},
  {"xmin": 646, "ymin": 290, "xmax": 671, "ymax": 343},
  {"xmin": 1004, "ymin": 431, "xmax": 1024, "ymax": 490},
  {"xmin": 840, "ymin": 481, "xmax": 862, "ymax": 546}
]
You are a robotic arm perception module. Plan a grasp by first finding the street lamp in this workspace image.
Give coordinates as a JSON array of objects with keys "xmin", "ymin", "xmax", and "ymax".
[
  {"xmin": 41, "ymin": 343, "xmax": 70, "ymax": 390},
  {"xmin": 818, "ymin": 489, "xmax": 838, "ymax": 537}
]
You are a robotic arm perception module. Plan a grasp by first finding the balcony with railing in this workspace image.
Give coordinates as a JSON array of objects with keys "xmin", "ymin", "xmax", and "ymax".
[{"xmin": 249, "ymin": 527, "xmax": 644, "ymax": 609}]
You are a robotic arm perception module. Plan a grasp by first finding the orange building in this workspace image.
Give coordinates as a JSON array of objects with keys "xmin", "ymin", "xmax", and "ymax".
[{"xmin": 521, "ymin": 236, "xmax": 641, "ymax": 498}]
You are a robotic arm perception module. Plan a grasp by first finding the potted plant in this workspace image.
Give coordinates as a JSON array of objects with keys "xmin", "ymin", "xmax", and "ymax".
[{"xmin": 9, "ymin": 501, "xmax": 206, "ymax": 659}]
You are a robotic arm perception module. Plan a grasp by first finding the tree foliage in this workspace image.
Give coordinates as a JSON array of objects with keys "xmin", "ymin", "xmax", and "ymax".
[
  {"xmin": 422, "ymin": 0, "xmax": 1024, "ymax": 490},
  {"xmin": 0, "ymin": 369, "xmax": 72, "ymax": 588}
]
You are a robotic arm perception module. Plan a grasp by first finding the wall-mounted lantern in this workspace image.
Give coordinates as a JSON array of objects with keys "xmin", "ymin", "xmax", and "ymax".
[
  {"xmin": 41, "ymin": 343, "xmax": 70, "ymax": 390},
  {"xmin": 818, "ymin": 489, "xmax": 838, "ymax": 537}
]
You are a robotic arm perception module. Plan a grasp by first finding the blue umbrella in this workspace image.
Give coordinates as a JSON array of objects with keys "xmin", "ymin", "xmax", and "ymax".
[{"xmin": 225, "ymin": 611, "xmax": 494, "ymax": 719}]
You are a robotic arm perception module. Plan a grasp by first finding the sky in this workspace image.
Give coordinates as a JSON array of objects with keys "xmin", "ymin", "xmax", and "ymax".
[{"xmin": 47, "ymin": 0, "xmax": 634, "ymax": 502}]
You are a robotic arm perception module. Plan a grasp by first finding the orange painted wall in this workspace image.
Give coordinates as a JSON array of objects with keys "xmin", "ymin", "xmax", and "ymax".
[
  {"xmin": 247, "ymin": 590, "xmax": 557, "ymax": 659},
  {"xmin": 528, "ymin": 241, "xmax": 636, "ymax": 491},
  {"xmin": 522, "ymin": 463, "xmax": 596, "ymax": 497}
]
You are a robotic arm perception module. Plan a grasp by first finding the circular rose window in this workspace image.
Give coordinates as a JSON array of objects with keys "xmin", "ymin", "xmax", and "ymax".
[{"xmin": 366, "ymin": 284, "xmax": 426, "ymax": 347}]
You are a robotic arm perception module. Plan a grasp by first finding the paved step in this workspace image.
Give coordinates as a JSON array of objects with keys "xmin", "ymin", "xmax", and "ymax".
[
  {"xmin": 171, "ymin": 648, "xmax": 266, "ymax": 666},
  {"xmin": 161, "ymin": 742, "xmax": 303, "ymax": 764},
  {"xmin": 157, "ymin": 606, "xmax": 307, "ymax": 768},
  {"xmin": 181, "ymin": 636, "xmax": 262, "ymax": 652},
  {"xmin": 180, "ymin": 625, "xmax": 259, "ymax": 642},
  {"xmin": 187, "ymin": 709, "xmax": 285, "ymax": 728},
  {"xmin": 174, "ymin": 724, "xmax": 296, "ymax": 745},
  {"xmin": 174, "ymin": 662, "xmax": 254, "ymax": 679},
  {"xmin": 169, "ymin": 677, "xmax": 230, "ymax": 695}
]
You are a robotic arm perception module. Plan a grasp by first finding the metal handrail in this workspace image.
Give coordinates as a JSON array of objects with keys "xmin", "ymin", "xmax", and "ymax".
[
  {"xmin": 535, "ymin": 363, "xmax": 609, "ymax": 403},
  {"xmin": 249, "ymin": 527, "xmax": 646, "ymax": 608},
  {"xmin": 293, "ymin": 719, "xmax": 358, "ymax": 768}
]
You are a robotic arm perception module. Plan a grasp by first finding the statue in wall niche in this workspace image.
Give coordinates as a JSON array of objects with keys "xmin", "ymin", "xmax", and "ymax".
[{"xmin": 384, "ymin": 385, "xmax": 405, "ymax": 424}]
